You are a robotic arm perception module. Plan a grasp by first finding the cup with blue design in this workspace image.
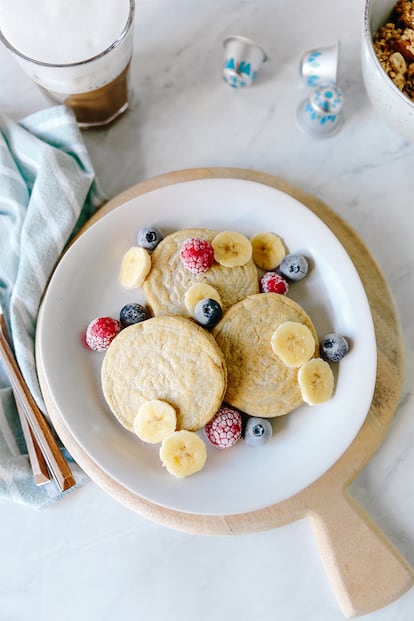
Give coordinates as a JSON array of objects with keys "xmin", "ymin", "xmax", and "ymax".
[
  {"xmin": 300, "ymin": 42, "xmax": 339, "ymax": 87},
  {"xmin": 296, "ymin": 83, "xmax": 344, "ymax": 138},
  {"xmin": 222, "ymin": 35, "xmax": 267, "ymax": 88}
]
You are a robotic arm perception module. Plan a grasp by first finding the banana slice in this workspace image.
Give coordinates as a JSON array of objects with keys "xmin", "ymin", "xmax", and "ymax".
[
  {"xmin": 184, "ymin": 283, "xmax": 222, "ymax": 316},
  {"xmin": 251, "ymin": 232, "xmax": 286, "ymax": 270},
  {"xmin": 119, "ymin": 246, "xmax": 151, "ymax": 288},
  {"xmin": 211, "ymin": 231, "xmax": 252, "ymax": 267},
  {"xmin": 160, "ymin": 430, "xmax": 207, "ymax": 478},
  {"xmin": 271, "ymin": 321, "xmax": 315, "ymax": 367},
  {"xmin": 298, "ymin": 358, "xmax": 334, "ymax": 405},
  {"xmin": 133, "ymin": 399, "xmax": 177, "ymax": 444}
]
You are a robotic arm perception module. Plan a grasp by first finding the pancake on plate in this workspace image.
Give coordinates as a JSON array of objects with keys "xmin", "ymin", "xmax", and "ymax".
[
  {"xmin": 101, "ymin": 315, "xmax": 227, "ymax": 432},
  {"xmin": 143, "ymin": 228, "xmax": 259, "ymax": 317},
  {"xmin": 212, "ymin": 293, "xmax": 319, "ymax": 417}
]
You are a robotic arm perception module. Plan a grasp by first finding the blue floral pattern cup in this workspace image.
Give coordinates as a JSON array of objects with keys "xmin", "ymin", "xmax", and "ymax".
[
  {"xmin": 297, "ymin": 84, "xmax": 344, "ymax": 137},
  {"xmin": 223, "ymin": 35, "xmax": 267, "ymax": 88},
  {"xmin": 300, "ymin": 42, "xmax": 339, "ymax": 87}
]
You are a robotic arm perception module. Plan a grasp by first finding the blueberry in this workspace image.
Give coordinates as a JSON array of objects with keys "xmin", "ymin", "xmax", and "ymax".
[
  {"xmin": 119, "ymin": 303, "xmax": 150, "ymax": 327},
  {"xmin": 320, "ymin": 333, "xmax": 349, "ymax": 362},
  {"xmin": 244, "ymin": 417, "xmax": 272, "ymax": 447},
  {"xmin": 194, "ymin": 298, "xmax": 223, "ymax": 329},
  {"xmin": 279, "ymin": 254, "xmax": 308, "ymax": 281},
  {"xmin": 137, "ymin": 225, "xmax": 163, "ymax": 250}
]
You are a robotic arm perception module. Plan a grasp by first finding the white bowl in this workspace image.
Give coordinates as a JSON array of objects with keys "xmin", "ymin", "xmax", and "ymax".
[{"xmin": 362, "ymin": 0, "xmax": 414, "ymax": 140}]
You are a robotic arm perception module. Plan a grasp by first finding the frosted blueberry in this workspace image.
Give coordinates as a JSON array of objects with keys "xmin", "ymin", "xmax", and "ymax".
[
  {"xmin": 119, "ymin": 303, "xmax": 151, "ymax": 327},
  {"xmin": 320, "ymin": 333, "xmax": 349, "ymax": 362},
  {"xmin": 194, "ymin": 298, "xmax": 223, "ymax": 329},
  {"xmin": 244, "ymin": 417, "xmax": 272, "ymax": 447},
  {"xmin": 137, "ymin": 225, "xmax": 163, "ymax": 250},
  {"xmin": 279, "ymin": 254, "xmax": 308, "ymax": 281}
]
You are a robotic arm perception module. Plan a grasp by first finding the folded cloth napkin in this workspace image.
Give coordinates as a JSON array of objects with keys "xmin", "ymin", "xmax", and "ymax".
[{"xmin": 0, "ymin": 105, "xmax": 106, "ymax": 507}]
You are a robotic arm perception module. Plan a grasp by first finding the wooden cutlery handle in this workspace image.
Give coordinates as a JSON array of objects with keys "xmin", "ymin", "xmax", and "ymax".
[
  {"xmin": 0, "ymin": 324, "xmax": 75, "ymax": 492},
  {"xmin": 15, "ymin": 395, "xmax": 51, "ymax": 485},
  {"xmin": 310, "ymin": 489, "xmax": 414, "ymax": 617}
]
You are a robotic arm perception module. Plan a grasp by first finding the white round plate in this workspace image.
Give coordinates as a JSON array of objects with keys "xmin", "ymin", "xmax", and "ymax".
[{"xmin": 36, "ymin": 178, "xmax": 377, "ymax": 515}]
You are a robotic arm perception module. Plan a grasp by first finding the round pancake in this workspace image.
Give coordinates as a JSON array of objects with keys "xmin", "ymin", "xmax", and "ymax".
[
  {"xmin": 212, "ymin": 293, "xmax": 319, "ymax": 418},
  {"xmin": 101, "ymin": 316, "xmax": 227, "ymax": 432},
  {"xmin": 143, "ymin": 228, "xmax": 259, "ymax": 317}
]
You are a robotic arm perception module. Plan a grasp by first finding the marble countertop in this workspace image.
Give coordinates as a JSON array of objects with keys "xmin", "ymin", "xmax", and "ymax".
[{"xmin": 1, "ymin": 1, "xmax": 414, "ymax": 619}]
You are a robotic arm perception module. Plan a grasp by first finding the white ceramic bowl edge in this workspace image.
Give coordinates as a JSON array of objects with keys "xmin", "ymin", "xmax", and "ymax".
[{"xmin": 361, "ymin": 0, "xmax": 414, "ymax": 140}]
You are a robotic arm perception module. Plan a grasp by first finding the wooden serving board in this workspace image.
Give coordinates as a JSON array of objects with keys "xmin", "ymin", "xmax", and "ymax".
[{"xmin": 37, "ymin": 168, "xmax": 413, "ymax": 618}]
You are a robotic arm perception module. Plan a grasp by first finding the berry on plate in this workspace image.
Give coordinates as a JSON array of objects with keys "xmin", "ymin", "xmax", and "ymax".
[
  {"xmin": 137, "ymin": 225, "xmax": 163, "ymax": 250},
  {"xmin": 180, "ymin": 237, "xmax": 214, "ymax": 273},
  {"xmin": 205, "ymin": 406, "xmax": 242, "ymax": 449},
  {"xmin": 85, "ymin": 316, "xmax": 121, "ymax": 351},
  {"xmin": 119, "ymin": 303, "xmax": 151, "ymax": 327},
  {"xmin": 244, "ymin": 417, "xmax": 273, "ymax": 447},
  {"xmin": 278, "ymin": 254, "xmax": 309, "ymax": 281},
  {"xmin": 259, "ymin": 271, "xmax": 289, "ymax": 295},
  {"xmin": 184, "ymin": 283, "xmax": 222, "ymax": 316},
  {"xmin": 320, "ymin": 333, "xmax": 349, "ymax": 362},
  {"xmin": 194, "ymin": 297, "xmax": 223, "ymax": 329}
]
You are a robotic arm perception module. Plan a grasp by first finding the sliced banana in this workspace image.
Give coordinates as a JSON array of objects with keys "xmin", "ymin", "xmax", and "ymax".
[
  {"xmin": 184, "ymin": 283, "xmax": 222, "ymax": 316},
  {"xmin": 211, "ymin": 231, "xmax": 252, "ymax": 267},
  {"xmin": 271, "ymin": 321, "xmax": 315, "ymax": 367},
  {"xmin": 160, "ymin": 430, "xmax": 207, "ymax": 478},
  {"xmin": 119, "ymin": 246, "xmax": 151, "ymax": 289},
  {"xmin": 297, "ymin": 358, "xmax": 334, "ymax": 405},
  {"xmin": 251, "ymin": 232, "xmax": 286, "ymax": 270},
  {"xmin": 133, "ymin": 399, "xmax": 177, "ymax": 444}
]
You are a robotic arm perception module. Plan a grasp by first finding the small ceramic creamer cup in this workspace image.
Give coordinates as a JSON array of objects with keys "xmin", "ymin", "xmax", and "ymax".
[
  {"xmin": 223, "ymin": 35, "xmax": 267, "ymax": 88},
  {"xmin": 300, "ymin": 42, "xmax": 339, "ymax": 87},
  {"xmin": 296, "ymin": 83, "xmax": 344, "ymax": 138}
]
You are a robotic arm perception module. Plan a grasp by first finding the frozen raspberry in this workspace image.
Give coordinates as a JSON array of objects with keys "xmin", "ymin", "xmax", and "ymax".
[
  {"xmin": 85, "ymin": 316, "xmax": 121, "ymax": 351},
  {"xmin": 180, "ymin": 238, "xmax": 214, "ymax": 273},
  {"xmin": 205, "ymin": 406, "xmax": 242, "ymax": 449},
  {"xmin": 259, "ymin": 271, "xmax": 289, "ymax": 295}
]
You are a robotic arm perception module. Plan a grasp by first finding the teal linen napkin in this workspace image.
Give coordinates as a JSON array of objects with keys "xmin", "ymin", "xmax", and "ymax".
[{"xmin": 0, "ymin": 105, "xmax": 106, "ymax": 507}]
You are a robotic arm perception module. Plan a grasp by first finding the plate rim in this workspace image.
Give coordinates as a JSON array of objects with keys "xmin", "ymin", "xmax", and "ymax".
[{"xmin": 36, "ymin": 170, "xmax": 384, "ymax": 519}]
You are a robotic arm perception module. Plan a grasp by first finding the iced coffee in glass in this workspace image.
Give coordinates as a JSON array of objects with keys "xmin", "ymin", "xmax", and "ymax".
[{"xmin": 0, "ymin": 0, "xmax": 135, "ymax": 128}]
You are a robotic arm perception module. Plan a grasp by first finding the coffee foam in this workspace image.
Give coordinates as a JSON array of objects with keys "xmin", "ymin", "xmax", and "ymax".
[{"xmin": 0, "ymin": 0, "xmax": 133, "ymax": 94}]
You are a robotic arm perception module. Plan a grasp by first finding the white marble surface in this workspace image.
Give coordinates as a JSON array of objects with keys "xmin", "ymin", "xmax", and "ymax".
[{"xmin": 1, "ymin": 0, "xmax": 414, "ymax": 619}]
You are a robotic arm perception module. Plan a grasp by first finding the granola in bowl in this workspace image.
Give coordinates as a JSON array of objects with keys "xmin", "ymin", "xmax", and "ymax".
[{"xmin": 373, "ymin": 0, "xmax": 414, "ymax": 100}]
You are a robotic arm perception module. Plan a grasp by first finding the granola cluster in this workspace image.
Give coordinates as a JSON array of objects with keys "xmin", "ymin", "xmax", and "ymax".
[{"xmin": 373, "ymin": 0, "xmax": 414, "ymax": 100}]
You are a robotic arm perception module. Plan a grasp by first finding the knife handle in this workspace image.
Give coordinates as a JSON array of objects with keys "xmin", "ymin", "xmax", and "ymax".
[{"xmin": 0, "ymin": 319, "xmax": 75, "ymax": 492}]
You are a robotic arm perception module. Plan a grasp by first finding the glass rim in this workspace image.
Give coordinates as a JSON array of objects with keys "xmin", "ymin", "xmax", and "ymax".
[{"xmin": 0, "ymin": 0, "xmax": 135, "ymax": 68}]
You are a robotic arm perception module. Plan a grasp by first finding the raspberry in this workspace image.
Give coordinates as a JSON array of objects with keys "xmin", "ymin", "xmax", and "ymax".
[
  {"xmin": 259, "ymin": 271, "xmax": 289, "ymax": 295},
  {"xmin": 180, "ymin": 238, "xmax": 214, "ymax": 273},
  {"xmin": 85, "ymin": 316, "xmax": 121, "ymax": 351},
  {"xmin": 204, "ymin": 406, "xmax": 242, "ymax": 449}
]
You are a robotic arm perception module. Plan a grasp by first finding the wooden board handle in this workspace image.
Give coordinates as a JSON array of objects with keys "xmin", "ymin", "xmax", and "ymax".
[{"xmin": 310, "ymin": 490, "xmax": 414, "ymax": 617}]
